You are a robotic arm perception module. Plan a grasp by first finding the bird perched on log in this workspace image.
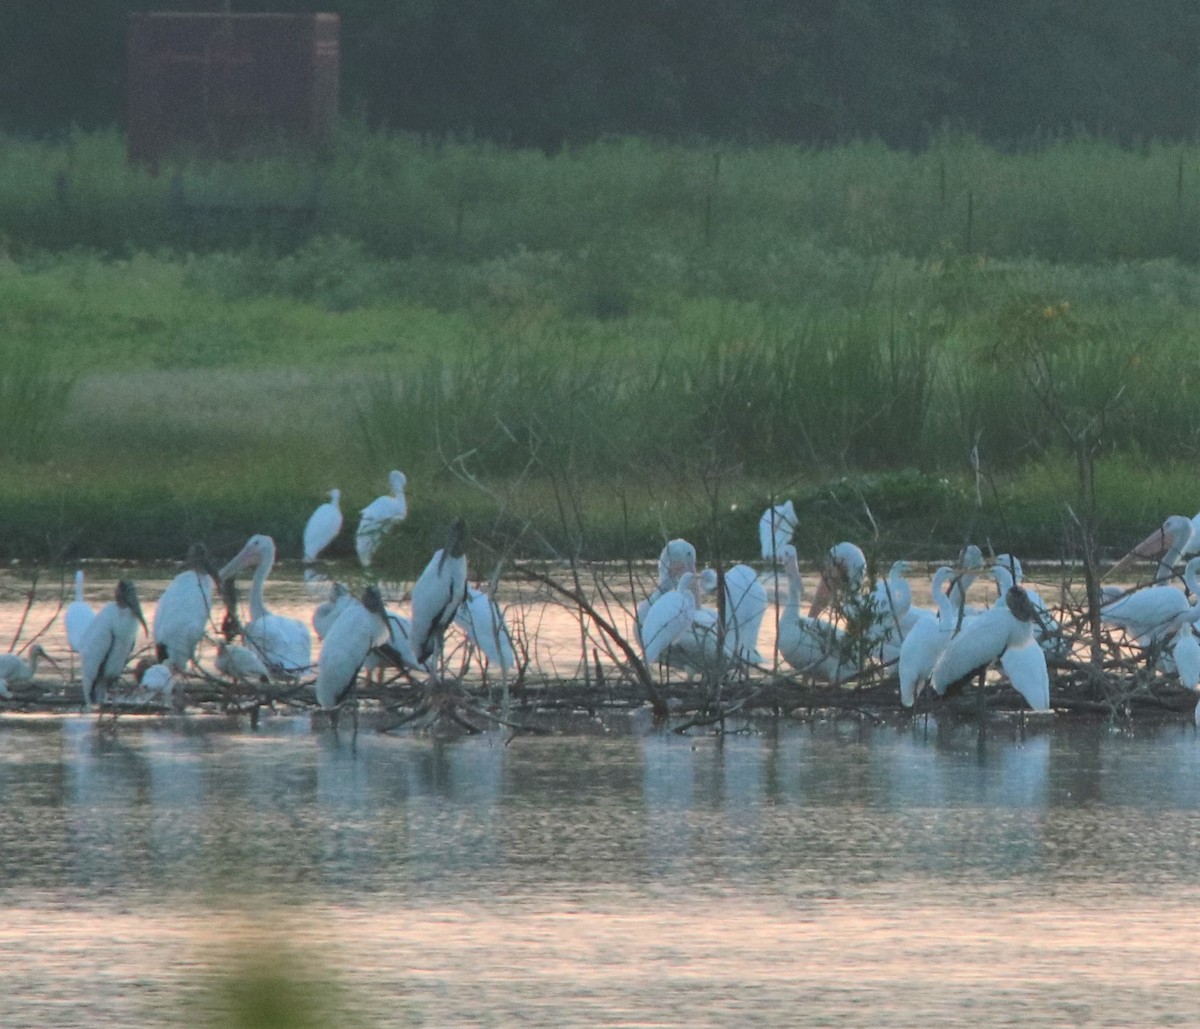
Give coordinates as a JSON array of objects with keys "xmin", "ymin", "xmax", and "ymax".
[
  {"xmin": 409, "ymin": 519, "xmax": 469, "ymax": 671},
  {"xmin": 81, "ymin": 579, "xmax": 147, "ymax": 710},
  {"xmin": 315, "ymin": 585, "xmax": 408, "ymax": 712}
]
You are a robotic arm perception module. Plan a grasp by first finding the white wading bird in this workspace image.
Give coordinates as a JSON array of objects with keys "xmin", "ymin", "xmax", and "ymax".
[
  {"xmin": 215, "ymin": 641, "xmax": 271, "ymax": 687},
  {"xmin": 303, "ymin": 488, "xmax": 343, "ymax": 563},
  {"xmin": 930, "ymin": 585, "xmax": 1051, "ymax": 712},
  {"xmin": 312, "ymin": 581, "xmax": 354, "ymax": 640},
  {"xmin": 699, "ymin": 564, "xmax": 768, "ymax": 664},
  {"xmin": 635, "ymin": 538, "xmax": 698, "ymax": 642},
  {"xmin": 1109, "ymin": 514, "xmax": 1194, "ymax": 584},
  {"xmin": 777, "ymin": 544, "xmax": 856, "ymax": 683},
  {"xmin": 409, "ymin": 519, "xmax": 469, "ymax": 671},
  {"xmin": 363, "ymin": 610, "xmax": 421, "ymax": 683},
  {"xmin": 80, "ymin": 579, "xmax": 148, "ymax": 709},
  {"xmin": 356, "ymin": 470, "xmax": 408, "ymax": 567},
  {"xmin": 0, "ymin": 643, "xmax": 58, "ymax": 684},
  {"xmin": 315, "ymin": 585, "xmax": 400, "ymax": 712},
  {"xmin": 153, "ymin": 543, "xmax": 217, "ymax": 673},
  {"xmin": 898, "ymin": 565, "xmax": 959, "ymax": 707},
  {"xmin": 134, "ymin": 658, "xmax": 176, "ymax": 697},
  {"xmin": 1101, "ymin": 555, "xmax": 1200, "ymax": 646},
  {"xmin": 759, "ymin": 500, "xmax": 798, "ymax": 563},
  {"xmin": 640, "ymin": 572, "xmax": 702, "ymax": 666},
  {"xmin": 455, "ymin": 585, "xmax": 516, "ymax": 680},
  {"xmin": 220, "ymin": 534, "xmax": 313, "ymax": 676},
  {"xmin": 65, "ymin": 569, "xmax": 96, "ymax": 653}
]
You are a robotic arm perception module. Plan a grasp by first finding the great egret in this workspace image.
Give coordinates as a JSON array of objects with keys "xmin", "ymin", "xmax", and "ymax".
[
  {"xmin": 777, "ymin": 544, "xmax": 856, "ymax": 683},
  {"xmin": 758, "ymin": 500, "xmax": 798, "ymax": 563},
  {"xmin": 898, "ymin": 565, "xmax": 958, "ymax": 706},
  {"xmin": 930, "ymin": 585, "xmax": 1051, "ymax": 712},
  {"xmin": 80, "ymin": 579, "xmax": 147, "ymax": 709},
  {"xmin": 303, "ymin": 488, "xmax": 343, "ymax": 563},
  {"xmin": 0, "ymin": 644, "xmax": 57, "ymax": 684},
  {"xmin": 356, "ymin": 470, "xmax": 408, "ymax": 567},
  {"xmin": 220, "ymin": 534, "xmax": 313, "ymax": 676},
  {"xmin": 64, "ymin": 570, "xmax": 95, "ymax": 653},
  {"xmin": 153, "ymin": 543, "xmax": 217, "ymax": 672},
  {"xmin": 409, "ymin": 519, "xmax": 469, "ymax": 670},
  {"xmin": 455, "ymin": 585, "xmax": 516, "ymax": 679},
  {"xmin": 314, "ymin": 585, "xmax": 394, "ymax": 711},
  {"xmin": 312, "ymin": 581, "xmax": 353, "ymax": 640},
  {"xmin": 215, "ymin": 641, "xmax": 271, "ymax": 687}
]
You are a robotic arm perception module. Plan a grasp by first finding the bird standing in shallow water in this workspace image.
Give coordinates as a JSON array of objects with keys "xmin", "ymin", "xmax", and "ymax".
[
  {"xmin": 409, "ymin": 519, "xmax": 469, "ymax": 672},
  {"xmin": 80, "ymin": 579, "xmax": 147, "ymax": 710}
]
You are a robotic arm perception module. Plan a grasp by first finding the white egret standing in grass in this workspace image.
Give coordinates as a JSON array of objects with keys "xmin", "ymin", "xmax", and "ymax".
[
  {"xmin": 759, "ymin": 500, "xmax": 798, "ymax": 563},
  {"xmin": 153, "ymin": 543, "xmax": 217, "ymax": 673},
  {"xmin": 315, "ymin": 585, "xmax": 394, "ymax": 713},
  {"xmin": 303, "ymin": 488, "xmax": 343, "ymax": 563},
  {"xmin": 80, "ymin": 579, "xmax": 148, "ymax": 709},
  {"xmin": 356, "ymin": 470, "xmax": 408, "ymax": 567},
  {"xmin": 64, "ymin": 569, "xmax": 95, "ymax": 654},
  {"xmin": 220, "ymin": 534, "xmax": 313, "ymax": 676},
  {"xmin": 930, "ymin": 585, "xmax": 1051, "ymax": 712},
  {"xmin": 0, "ymin": 644, "xmax": 58, "ymax": 684},
  {"xmin": 409, "ymin": 519, "xmax": 469, "ymax": 671}
]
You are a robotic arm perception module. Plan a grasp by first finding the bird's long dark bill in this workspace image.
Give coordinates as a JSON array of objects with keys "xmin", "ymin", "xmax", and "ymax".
[{"xmin": 133, "ymin": 602, "xmax": 149, "ymax": 635}]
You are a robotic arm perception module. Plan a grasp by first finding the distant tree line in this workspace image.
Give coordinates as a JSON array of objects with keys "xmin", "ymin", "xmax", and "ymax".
[{"xmin": 3, "ymin": 0, "xmax": 1199, "ymax": 150}]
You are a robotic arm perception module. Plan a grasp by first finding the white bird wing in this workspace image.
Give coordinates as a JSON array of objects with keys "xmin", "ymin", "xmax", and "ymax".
[
  {"xmin": 456, "ymin": 591, "xmax": 515, "ymax": 671},
  {"xmin": 80, "ymin": 603, "xmax": 119, "ymax": 702},
  {"xmin": 303, "ymin": 502, "xmax": 343, "ymax": 561},
  {"xmin": 152, "ymin": 572, "xmax": 214, "ymax": 666},
  {"xmin": 1102, "ymin": 586, "xmax": 1189, "ymax": 643},
  {"xmin": 999, "ymin": 638, "xmax": 1051, "ymax": 711},
  {"xmin": 897, "ymin": 611, "xmax": 942, "ymax": 707},
  {"xmin": 931, "ymin": 605, "xmax": 1013, "ymax": 696},
  {"xmin": 65, "ymin": 601, "xmax": 96, "ymax": 653},
  {"xmin": 723, "ymin": 566, "xmax": 767, "ymax": 661},
  {"xmin": 1172, "ymin": 630, "xmax": 1200, "ymax": 691},
  {"xmin": 641, "ymin": 591, "xmax": 693, "ymax": 665},
  {"xmin": 246, "ymin": 614, "xmax": 312, "ymax": 674},
  {"xmin": 315, "ymin": 605, "xmax": 378, "ymax": 708}
]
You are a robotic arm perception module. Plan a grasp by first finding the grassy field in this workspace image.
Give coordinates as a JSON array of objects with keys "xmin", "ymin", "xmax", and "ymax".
[{"xmin": 2, "ymin": 128, "xmax": 1200, "ymax": 568}]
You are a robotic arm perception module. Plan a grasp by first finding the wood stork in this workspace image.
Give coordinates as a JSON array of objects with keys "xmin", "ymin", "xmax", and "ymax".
[
  {"xmin": 991, "ymin": 560, "xmax": 1064, "ymax": 656},
  {"xmin": 64, "ymin": 569, "xmax": 95, "ymax": 654},
  {"xmin": 777, "ymin": 544, "xmax": 856, "ymax": 683},
  {"xmin": 303, "ymin": 488, "xmax": 343, "ymax": 563},
  {"xmin": 312, "ymin": 581, "xmax": 353, "ymax": 640},
  {"xmin": 355, "ymin": 470, "xmax": 408, "ymax": 567},
  {"xmin": 153, "ymin": 543, "xmax": 217, "ymax": 672},
  {"xmin": 363, "ymin": 610, "xmax": 421, "ymax": 683},
  {"xmin": 898, "ymin": 565, "xmax": 958, "ymax": 707},
  {"xmin": 758, "ymin": 500, "xmax": 798, "ymax": 563},
  {"xmin": 314, "ymin": 585, "xmax": 395, "ymax": 711},
  {"xmin": 409, "ymin": 519, "xmax": 469, "ymax": 671},
  {"xmin": 0, "ymin": 644, "xmax": 57, "ymax": 684},
  {"xmin": 930, "ymin": 585, "xmax": 1051, "ymax": 712},
  {"xmin": 220, "ymin": 534, "xmax": 313, "ymax": 676},
  {"xmin": 80, "ymin": 579, "xmax": 147, "ymax": 709}
]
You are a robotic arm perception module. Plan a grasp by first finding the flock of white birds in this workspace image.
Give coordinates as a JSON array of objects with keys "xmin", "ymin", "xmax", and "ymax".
[{"xmin": 3, "ymin": 478, "xmax": 1199, "ymax": 725}]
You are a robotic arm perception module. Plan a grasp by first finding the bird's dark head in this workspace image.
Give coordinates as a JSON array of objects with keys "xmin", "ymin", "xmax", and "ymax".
[
  {"xmin": 362, "ymin": 585, "xmax": 386, "ymax": 616},
  {"xmin": 116, "ymin": 579, "xmax": 148, "ymax": 635},
  {"xmin": 446, "ymin": 518, "xmax": 468, "ymax": 558},
  {"xmin": 1004, "ymin": 584, "xmax": 1038, "ymax": 623}
]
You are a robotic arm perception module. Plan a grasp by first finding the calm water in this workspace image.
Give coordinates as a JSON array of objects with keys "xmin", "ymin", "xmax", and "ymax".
[{"xmin": 2, "ymin": 712, "xmax": 1199, "ymax": 1027}]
